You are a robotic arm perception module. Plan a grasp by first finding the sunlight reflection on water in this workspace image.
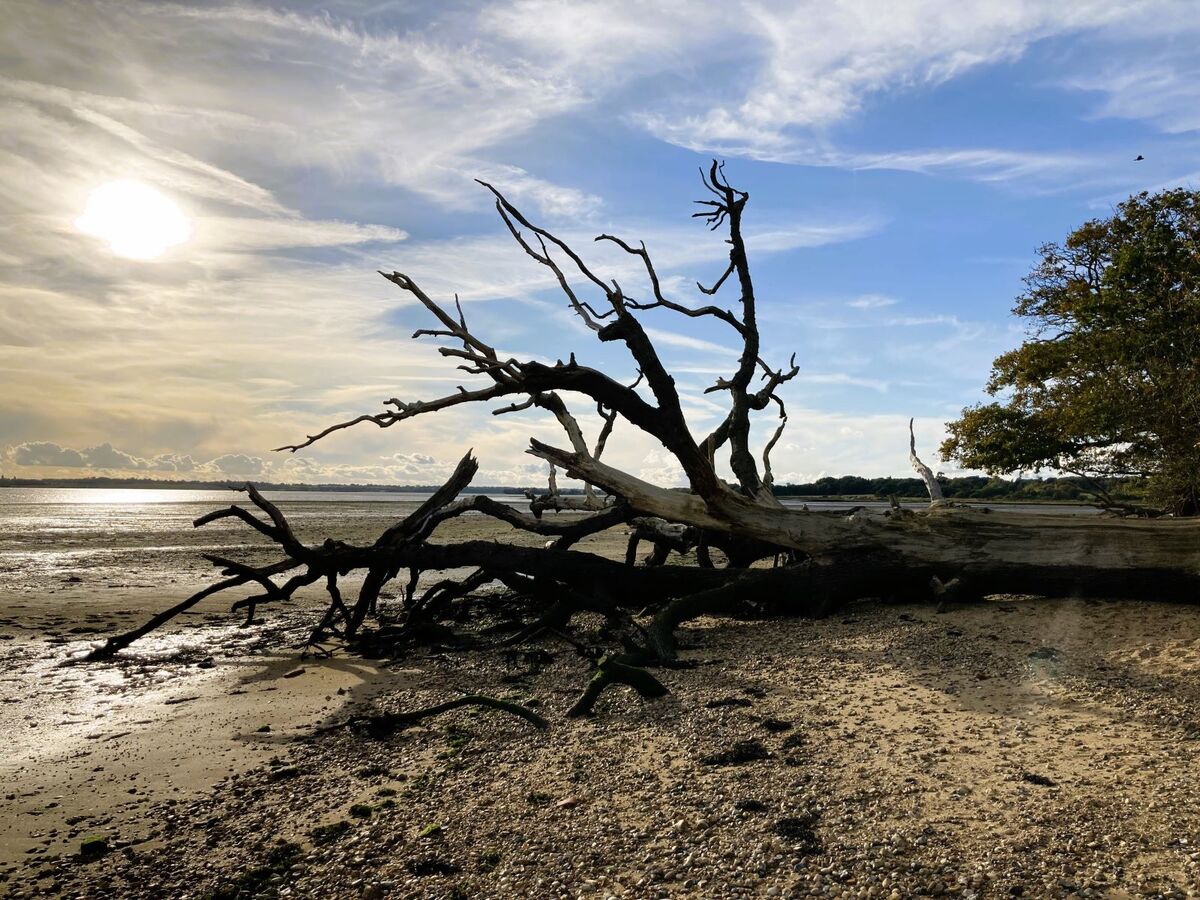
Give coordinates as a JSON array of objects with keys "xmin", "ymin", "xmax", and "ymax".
[
  {"xmin": 1, "ymin": 620, "xmax": 283, "ymax": 765},
  {"xmin": 2, "ymin": 488, "xmax": 246, "ymax": 506}
]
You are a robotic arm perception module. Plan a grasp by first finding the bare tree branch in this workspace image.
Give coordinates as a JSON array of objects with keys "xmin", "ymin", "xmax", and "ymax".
[
  {"xmin": 762, "ymin": 395, "xmax": 788, "ymax": 489},
  {"xmin": 595, "ymin": 234, "xmax": 745, "ymax": 334}
]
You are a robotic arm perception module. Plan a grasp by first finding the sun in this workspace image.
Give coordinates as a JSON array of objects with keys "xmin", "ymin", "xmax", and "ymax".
[{"xmin": 75, "ymin": 180, "xmax": 192, "ymax": 260}]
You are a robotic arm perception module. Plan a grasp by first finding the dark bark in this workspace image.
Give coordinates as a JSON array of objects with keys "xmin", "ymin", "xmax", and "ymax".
[
  {"xmin": 78, "ymin": 163, "xmax": 1200, "ymax": 730},
  {"xmin": 566, "ymin": 655, "xmax": 669, "ymax": 718}
]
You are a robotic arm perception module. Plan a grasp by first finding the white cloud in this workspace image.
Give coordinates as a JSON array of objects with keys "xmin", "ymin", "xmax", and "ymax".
[
  {"xmin": 639, "ymin": 121, "xmax": 1091, "ymax": 183},
  {"xmin": 205, "ymin": 454, "xmax": 267, "ymax": 477},
  {"xmin": 844, "ymin": 147, "xmax": 1086, "ymax": 182},
  {"xmin": 9, "ymin": 0, "xmax": 1166, "ymax": 222},
  {"xmin": 636, "ymin": 447, "xmax": 689, "ymax": 487},
  {"xmin": 766, "ymin": 410, "xmax": 952, "ymax": 483},
  {"xmin": 622, "ymin": 1, "xmax": 1199, "ymax": 179},
  {"xmin": 798, "ymin": 372, "xmax": 890, "ymax": 393},
  {"xmin": 1, "ymin": 438, "xmax": 568, "ymax": 486},
  {"xmin": 150, "ymin": 453, "xmax": 198, "ymax": 472},
  {"xmin": 1067, "ymin": 58, "xmax": 1200, "ymax": 135},
  {"xmin": 0, "ymin": 78, "xmax": 294, "ymax": 216},
  {"xmin": 847, "ymin": 294, "xmax": 899, "ymax": 310},
  {"xmin": 11, "ymin": 441, "xmax": 87, "ymax": 468},
  {"xmin": 8, "ymin": 441, "xmax": 153, "ymax": 470},
  {"xmin": 127, "ymin": 2, "xmax": 594, "ymax": 217},
  {"xmin": 196, "ymin": 217, "xmax": 408, "ymax": 253},
  {"xmin": 83, "ymin": 442, "xmax": 151, "ymax": 470},
  {"xmin": 468, "ymin": 163, "xmax": 604, "ymax": 220},
  {"xmin": 392, "ymin": 452, "xmax": 437, "ymax": 466},
  {"xmin": 643, "ymin": 327, "xmax": 739, "ymax": 357}
]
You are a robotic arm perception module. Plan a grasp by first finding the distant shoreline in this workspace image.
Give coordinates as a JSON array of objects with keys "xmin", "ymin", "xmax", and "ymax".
[{"xmin": 0, "ymin": 479, "xmax": 1110, "ymax": 509}]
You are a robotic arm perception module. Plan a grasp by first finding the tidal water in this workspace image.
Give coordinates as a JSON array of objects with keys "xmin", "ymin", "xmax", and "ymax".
[
  {"xmin": 0, "ymin": 487, "xmax": 1099, "ymax": 589},
  {"xmin": 0, "ymin": 488, "xmax": 526, "ymax": 587}
]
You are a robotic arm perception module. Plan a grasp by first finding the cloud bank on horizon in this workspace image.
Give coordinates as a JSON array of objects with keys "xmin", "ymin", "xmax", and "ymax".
[{"xmin": 1, "ymin": 0, "xmax": 1198, "ymax": 487}]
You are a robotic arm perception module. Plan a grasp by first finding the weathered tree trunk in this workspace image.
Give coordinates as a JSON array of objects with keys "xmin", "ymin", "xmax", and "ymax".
[
  {"xmin": 531, "ymin": 440, "xmax": 1200, "ymax": 590},
  {"xmin": 80, "ymin": 162, "xmax": 1200, "ymax": 721}
]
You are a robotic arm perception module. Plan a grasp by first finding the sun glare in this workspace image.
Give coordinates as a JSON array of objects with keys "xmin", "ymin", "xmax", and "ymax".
[{"xmin": 75, "ymin": 180, "xmax": 192, "ymax": 260}]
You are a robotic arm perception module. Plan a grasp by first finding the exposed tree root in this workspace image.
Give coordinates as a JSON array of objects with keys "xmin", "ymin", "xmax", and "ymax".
[{"xmin": 566, "ymin": 654, "xmax": 669, "ymax": 718}]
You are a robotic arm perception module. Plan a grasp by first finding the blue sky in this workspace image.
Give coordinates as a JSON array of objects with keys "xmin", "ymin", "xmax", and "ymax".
[{"xmin": 1, "ymin": 0, "xmax": 1198, "ymax": 486}]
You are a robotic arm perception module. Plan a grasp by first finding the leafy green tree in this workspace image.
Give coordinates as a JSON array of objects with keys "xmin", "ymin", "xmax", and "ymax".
[{"xmin": 941, "ymin": 188, "xmax": 1200, "ymax": 515}]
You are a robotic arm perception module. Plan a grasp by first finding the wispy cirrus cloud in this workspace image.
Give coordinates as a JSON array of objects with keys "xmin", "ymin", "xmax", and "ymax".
[
  {"xmin": 636, "ymin": 117, "xmax": 1092, "ymax": 184},
  {"xmin": 643, "ymin": 328, "xmax": 739, "ymax": 357},
  {"xmin": 846, "ymin": 294, "xmax": 899, "ymax": 310},
  {"xmin": 621, "ymin": 1, "xmax": 1200, "ymax": 182},
  {"xmin": 1066, "ymin": 55, "xmax": 1200, "ymax": 136}
]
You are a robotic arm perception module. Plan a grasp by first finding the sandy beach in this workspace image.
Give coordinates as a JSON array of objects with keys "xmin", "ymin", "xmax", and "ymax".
[
  {"xmin": 0, "ymin": 495, "xmax": 629, "ymax": 882},
  {"xmin": 3, "ymin": 501, "xmax": 1200, "ymax": 899}
]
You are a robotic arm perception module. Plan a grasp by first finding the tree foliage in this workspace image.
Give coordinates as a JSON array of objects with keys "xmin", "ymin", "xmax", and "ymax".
[{"xmin": 941, "ymin": 188, "xmax": 1200, "ymax": 515}]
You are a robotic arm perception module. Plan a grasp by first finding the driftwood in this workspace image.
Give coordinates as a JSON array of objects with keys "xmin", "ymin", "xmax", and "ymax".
[{"xmin": 82, "ymin": 162, "xmax": 1200, "ymax": 722}]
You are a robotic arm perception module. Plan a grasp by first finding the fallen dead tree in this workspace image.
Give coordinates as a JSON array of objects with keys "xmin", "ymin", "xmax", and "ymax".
[{"xmin": 83, "ymin": 163, "xmax": 1200, "ymax": 722}]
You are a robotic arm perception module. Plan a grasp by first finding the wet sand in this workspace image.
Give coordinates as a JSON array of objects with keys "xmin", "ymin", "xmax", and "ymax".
[
  {"xmin": 0, "ymin": 509, "xmax": 628, "ymax": 878},
  {"xmin": 0, "ymin": 590, "xmax": 391, "ymax": 870}
]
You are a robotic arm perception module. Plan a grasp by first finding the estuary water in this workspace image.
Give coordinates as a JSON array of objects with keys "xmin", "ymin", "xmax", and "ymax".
[
  {"xmin": 0, "ymin": 488, "xmax": 528, "ymax": 587},
  {"xmin": 0, "ymin": 487, "xmax": 1100, "ymax": 589}
]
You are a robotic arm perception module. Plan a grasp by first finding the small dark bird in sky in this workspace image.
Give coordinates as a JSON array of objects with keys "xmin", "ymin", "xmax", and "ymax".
[{"xmin": 1135, "ymin": 154, "xmax": 1145, "ymax": 161}]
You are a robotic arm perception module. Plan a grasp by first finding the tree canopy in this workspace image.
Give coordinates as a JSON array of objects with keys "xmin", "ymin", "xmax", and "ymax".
[{"xmin": 941, "ymin": 188, "xmax": 1200, "ymax": 515}]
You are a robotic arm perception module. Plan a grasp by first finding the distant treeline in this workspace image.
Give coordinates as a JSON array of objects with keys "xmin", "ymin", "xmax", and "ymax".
[
  {"xmin": 0, "ymin": 476, "xmax": 561, "ymax": 495},
  {"xmin": 774, "ymin": 474, "xmax": 1145, "ymax": 503},
  {"xmin": 1, "ymin": 473, "xmax": 1145, "ymax": 504}
]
